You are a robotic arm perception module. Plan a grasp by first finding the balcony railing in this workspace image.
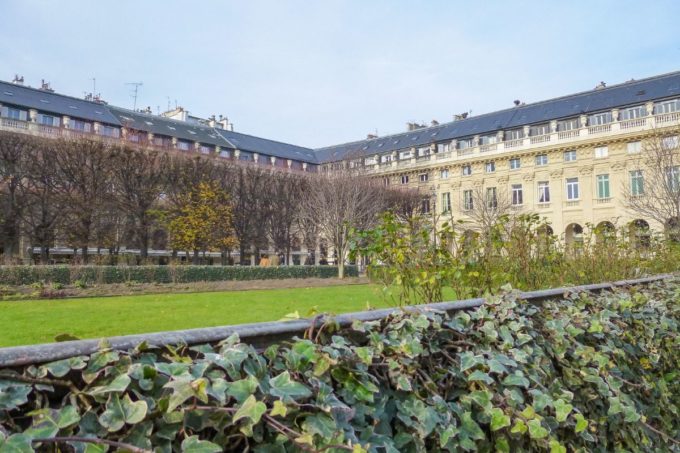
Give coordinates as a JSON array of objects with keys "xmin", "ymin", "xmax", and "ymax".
[
  {"xmin": 504, "ymin": 139, "xmax": 524, "ymax": 149},
  {"xmin": 479, "ymin": 143, "xmax": 497, "ymax": 152},
  {"xmin": 558, "ymin": 130, "xmax": 579, "ymax": 140},
  {"xmin": 565, "ymin": 200, "xmax": 580, "ymax": 208},
  {"xmin": 596, "ymin": 197, "xmax": 612, "ymax": 204},
  {"xmin": 588, "ymin": 124, "xmax": 611, "ymax": 134},
  {"xmin": 656, "ymin": 111, "xmax": 680, "ymax": 124},
  {"xmin": 529, "ymin": 134, "xmax": 550, "ymax": 144},
  {"xmin": 620, "ymin": 117, "xmax": 647, "ymax": 129}
]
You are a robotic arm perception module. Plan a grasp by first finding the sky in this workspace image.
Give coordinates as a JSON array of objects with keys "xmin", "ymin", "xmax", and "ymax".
[{"xmin": 1, "ymin": 0, "xmax": 678, "ymax": 148}]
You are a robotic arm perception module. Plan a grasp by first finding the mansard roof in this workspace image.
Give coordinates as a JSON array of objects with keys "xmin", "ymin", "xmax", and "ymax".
[
  {"xmin": 314, "ymin": 70, "xmax": 680, "ymax": 162},
  {"xmin": 0, "ymin": 80, "xmax": 122, "ymax": 125}
]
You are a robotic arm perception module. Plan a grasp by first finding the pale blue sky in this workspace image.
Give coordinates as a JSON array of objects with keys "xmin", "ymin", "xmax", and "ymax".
[{"xmin": 1, "ymin": 1, "xmax": 678, "ymax": 148}]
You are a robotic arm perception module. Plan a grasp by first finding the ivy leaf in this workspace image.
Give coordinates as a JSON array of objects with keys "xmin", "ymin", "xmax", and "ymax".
[
  {"xmin": 549, "ymin": 439, "xmax": 567, "ymax": 453},
  {"xmin": 490, "ymin": 407, "xmax": 511, "ymax": 431},
  {"xmin": 502, "ymin": 373, "xmax": 530, "ymax": 388},
  {"xmin": 608, "ymin": 397, "xmax": 623, "ymax": 415},
  {"xmin": 0, "ymin": 383, "xmax": 31, "ymax": 411},
  {"xmin": 395, "ymin": 375, "xmax": 412, "ymax": 391},
  {"xmin": 181, "ymin": 435, "xmax": 221, "ymax": 453},
  {"xmin": 226, "ymin": 376, "xmax": 259, "ymax": 403},
  {"xmin": 270, "ymin": 400, "xmax": 288, "ymax": 417},
  {"xmin": 43, "ymin": 357, "xmax": 87, "ymax": 378},
  {"xmin": 233, "ymin": 395, "xmax": 266, "ymax": 424},
  {"xmin": 467, "ymin": 370, "xmax": 494, "ymax": 385},
  {"xmin": 0, "ymin": 433, "xmax": 33, "ymax": 453},
  {"xmin": 88, "ymin": 374, "xmax": 131, "ymax": 395},
  {"xmin": 527, "ymin": 419, "xmax": 549, "ymax": 439},
  {"xmin": 574, "ymin": 413, "xmax": 588, "ymax": 433},
  {"xmin": 355, "ymin": 347, "xmax": 373, "ymax": 365},
  {"xmin": 460, "ymin": 411, "xmax": 485, "ymax": 441},
  {"xmin": 554, "ymin": 399, "xmax": 573, "ymax": 422},
  {"xmin": 98, "ymin": 394, "xmax": 148, "ymax": 432},
  {"xmin": 269, "ymin": 371, "xmax": 312, "ymax": 400},
  {"xmin": 511, "ymin": 419, "xmax": 527, "ymax": 434}
]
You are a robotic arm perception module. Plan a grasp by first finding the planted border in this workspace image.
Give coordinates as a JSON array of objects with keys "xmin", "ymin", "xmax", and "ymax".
[
  {"xmin": 0, "ymin": 279, "xmax": 678, "ymax": 451},
  {"xmin": 0, "ymin": 265, "xmax": 358, "ymax": 286}
]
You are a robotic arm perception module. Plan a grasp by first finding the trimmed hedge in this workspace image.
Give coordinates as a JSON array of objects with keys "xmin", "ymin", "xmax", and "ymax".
[{"xmin": 0, "ymin": 265, "xmax": 357, "ymax": 286}]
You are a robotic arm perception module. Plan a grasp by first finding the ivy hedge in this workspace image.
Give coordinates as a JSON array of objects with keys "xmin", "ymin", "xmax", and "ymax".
[
  {"xmin": 0, "ymin": 279, "xmax": 678, "ymax": 452},
  {"xmin": 0, "ymin": 265, "xmax": 357, "ymax": 286}
]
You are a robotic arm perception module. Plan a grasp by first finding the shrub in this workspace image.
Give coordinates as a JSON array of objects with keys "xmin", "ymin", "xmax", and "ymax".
[
  {"xmin": 0, "ymin": 280, "xmax": 678, "ymax": 451},
  {"xmin": 0, "ymin": 265, "xmax": 357, "ymax": 286}
]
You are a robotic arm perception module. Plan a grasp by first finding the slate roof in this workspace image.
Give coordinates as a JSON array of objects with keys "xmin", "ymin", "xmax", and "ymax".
[
  {"xmin": 0, "ymin": 80, "xmax": 122, "ymax": 126},
  {"xmin": 314, "ymin": 70, "xmax": 680, "ymax": 162},
  {"xmin": 214, "ymin": 128, "xmax": 318, "ymax": 162},
  {"xmin": 107, "ymin": 106, "xmax": 228, "ymax": 147},
  {"xmin": 2, "ymin": 70, "xmax": 680, "ymax": 165}
]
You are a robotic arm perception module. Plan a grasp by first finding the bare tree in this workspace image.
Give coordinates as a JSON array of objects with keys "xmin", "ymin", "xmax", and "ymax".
[
  {"xmin": 267, "ymin": 172, "xmax": 304, "ymax": 265},
  {"xmin": 301, "ymin": 167, "xmax": 387, "ymax": 278},
  {"xmin": 624, "ymin": 127, "xmax": 680, "ymax": 238},
  {"xmin": 464, "ymin": 184, "xmax": 513, "ymax": 234},
  {"xmin": 110, "ymin": 146, "xmax": 168, "ymax": 261},
  {"xmin": 53, "ymin": 138, "xmax": 114, "ymax": 263},
  {"xmin": 19, "ymin": 140, "xmax": 62, "ymax": 264},
  {"xmin": 0, "ymin": 131, "xmax": 32, "ymax": 262}
]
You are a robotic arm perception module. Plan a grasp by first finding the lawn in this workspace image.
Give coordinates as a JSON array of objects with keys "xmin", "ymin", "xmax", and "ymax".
[{"xmin": 0, "ymin": 284, "xmax": 393, "ymax": 347}]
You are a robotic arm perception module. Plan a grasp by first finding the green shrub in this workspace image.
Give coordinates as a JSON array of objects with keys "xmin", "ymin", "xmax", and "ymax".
[
  {"xmin": 0, "ymin": 280, "xmax": 678, "ymax": 451},
  {"xmin": 0, "ymin": 265, "xmax": 357, "ymax": 286}
]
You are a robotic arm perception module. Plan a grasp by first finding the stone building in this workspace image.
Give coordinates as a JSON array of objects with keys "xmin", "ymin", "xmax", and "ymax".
[{"xmin": 1, "ymin": 70, "xmax": 680, "ymax": 253}]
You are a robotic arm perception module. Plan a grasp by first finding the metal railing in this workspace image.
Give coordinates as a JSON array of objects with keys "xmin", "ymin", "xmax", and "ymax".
[{"xmin": 0, "ymin": 274, "xmax": 671, "ymax": 368}]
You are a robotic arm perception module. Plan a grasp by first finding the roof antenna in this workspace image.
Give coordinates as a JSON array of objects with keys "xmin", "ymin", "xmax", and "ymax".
[{"xmin": 125, "ymin": 81, "xmax": 143, "ymax": 110}]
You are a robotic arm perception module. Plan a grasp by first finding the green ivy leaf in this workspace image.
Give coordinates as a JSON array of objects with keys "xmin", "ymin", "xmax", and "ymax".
[
  {"xmin": 181, "ymin": 435, "xmax": 221, "ymax": 453},
  {"xmin": 511, "ymin": 419, "xmax": 527, "ymax": 434},
  {"xmin": 98, "ymin": 394, "xmax": 148, "ymax": 432},
  {"xmin": 233, "ymin": 395, "xmax": 267, "ymax": 425},
  {"xmin": 460, "ymin": 411, "xmax": 485, "ymax": 441},
  {"xmin": 549, "ymin": 439, "xmax": 567, "ymax": 453},
  {"xmin": 490, "ymin": 407, "xmax": 511, "ymax": 431},
  {"xmin": 502, "ymin": 373, "xmax": 530, "ymax": 388},
  {"xmin": 226, "ymin": 376, "xmax": 259, "ymax": 403},
  {"xmin": 269, "ymin": 371, "xmax": 312, "ymax": 401},
  {"xmin": 527, "ymin": 419, "xmax": 549, "ymax": 439},
  {"xmin": 355, "ymin": 347, "xmax": 373, "ymax": 365},
  {"xmin": 88, "ymin": 374, "xmax": 131, "ymax": 395},
  {"xmin": 574, "ymin": 413, "xmax": 588, "ymax": 433},
  {"xmin": 270, "ymin": 400, "xmax": 288, "ymax": 417},
  {"xmin": 0, "ymin": 383, "xmax": 31, "ymax": 411},
  {"xmin": 0, "ymin": 433, "xmax": 34, "ymax": 453},
  {"xmin": 554, "ymin": 399, "xmax": 573, "ymax": 422}
]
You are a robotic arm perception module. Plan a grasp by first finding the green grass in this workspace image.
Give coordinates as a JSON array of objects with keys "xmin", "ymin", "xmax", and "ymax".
[{"xmin": 0, "ymin": 285, "xmax": 393, "ymax": 347}]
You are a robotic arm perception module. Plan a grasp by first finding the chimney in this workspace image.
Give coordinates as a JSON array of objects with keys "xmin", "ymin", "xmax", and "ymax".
[
  {"xmin": 453, "ymin": 112, "xmax": 469, "ymax": 121},
  {"xmin": 513, "ymin": 99, "xmax": 521, "ymax": 106},
  {"xmin": 430, "ymin": 119, "xmax": 439, "ymax": 127},
  {"xmin": 208, "ymin": 115, "xmax": 216, "ymax": 127},
  {"xmin": 367, "ymin": 133, "xmax": 378, "ymax": 139},
  {"xmin": 40, "ymin": 79, "xmax": 54, "ymax": 92},
  {"xmin": 219, "ymin": 116, "xmax": 232, "ymax": 131},
  {"xmin": 12, "ymin": 74, "xmax": 24, "ymax": 85}
]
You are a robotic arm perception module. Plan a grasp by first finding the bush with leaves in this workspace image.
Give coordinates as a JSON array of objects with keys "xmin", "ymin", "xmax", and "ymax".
[
  {"xmin": 355, "ymin": 211, "xmax": 680, "ymax": 303},
  {"xmin": 0, "ymin": 280, "xmax": 678, "ymax": 452}
]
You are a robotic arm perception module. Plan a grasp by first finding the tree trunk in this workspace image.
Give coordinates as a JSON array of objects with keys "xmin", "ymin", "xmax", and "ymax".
[
  {"xmin": 338, "ymin": 260, "xmax": 345, "ymax": 279},
  {"xmin": 192, "ymin": 249, "xmax": 200, "ymax": 265}
]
